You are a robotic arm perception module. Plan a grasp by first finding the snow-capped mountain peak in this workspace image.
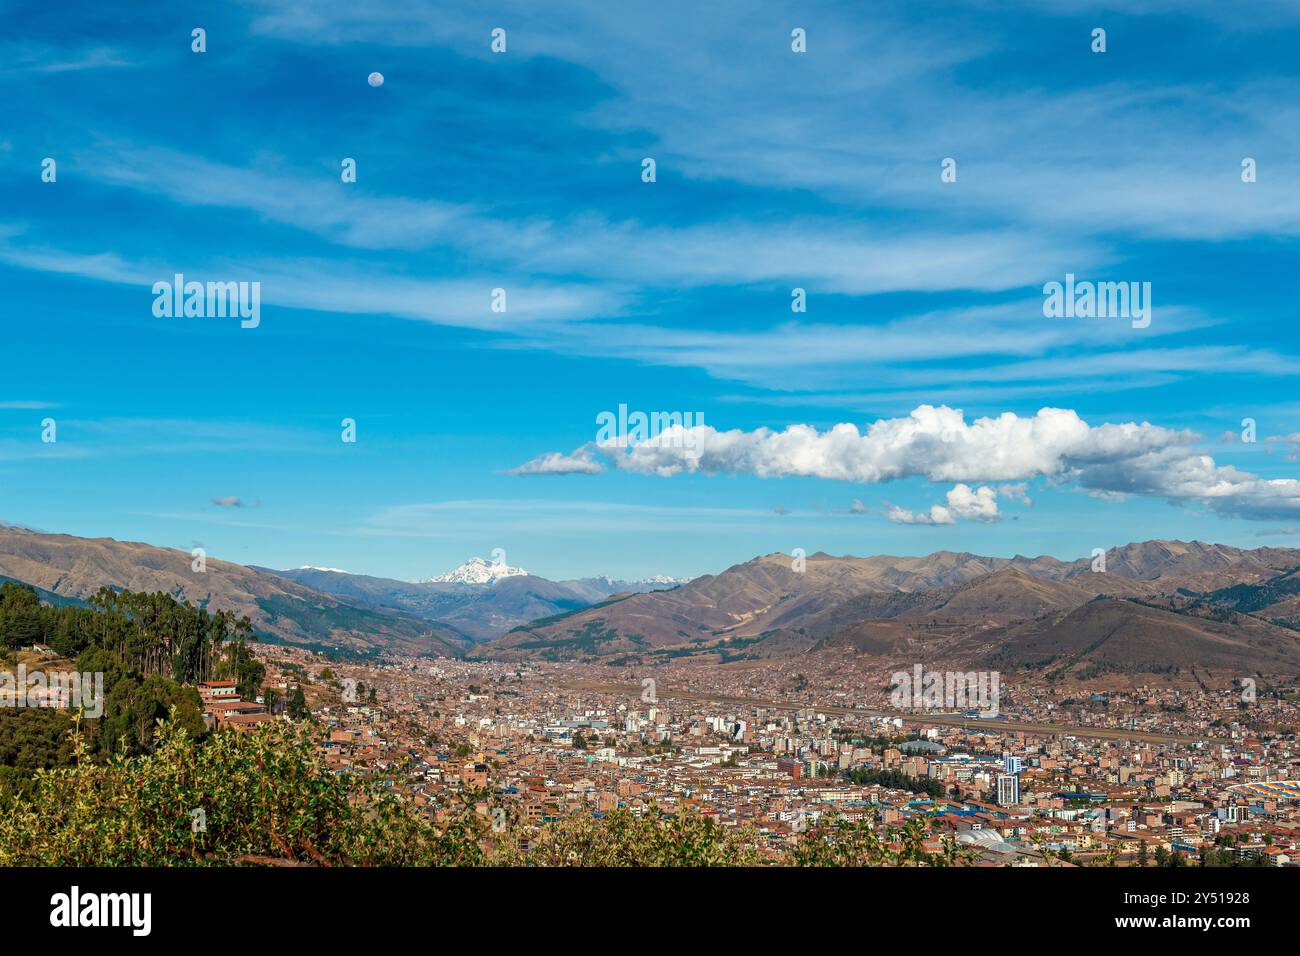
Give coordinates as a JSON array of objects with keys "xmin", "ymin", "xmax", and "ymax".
[{"xmin": 427, "ymin": 556, "xmax": 529, "ymax": 585}]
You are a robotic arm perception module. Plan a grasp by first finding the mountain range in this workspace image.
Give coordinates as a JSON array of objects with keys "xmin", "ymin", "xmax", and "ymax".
[
  {"xmin": 268, "ymin": 561, "xmax": 688, "ymax": 641},
  {"xmin": 5, "ymin": 527, "xmax": 1300, "ymax": 684},
  {"xmin": 0, "ymin": 527, "xmax": 686, "ymax": 650},
  {"xmin": 0, "ymin": 526, "xmax": 469, "ymax": 657},
  {"xmin": 473, "ymin": 540, "xmax": 1300, "ymax": 684}
]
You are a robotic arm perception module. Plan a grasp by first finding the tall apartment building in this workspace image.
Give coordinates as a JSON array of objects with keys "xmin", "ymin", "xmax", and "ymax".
[{"xmin": 997, "ymin": 773, "xmax": 1021, "ymax": 806}]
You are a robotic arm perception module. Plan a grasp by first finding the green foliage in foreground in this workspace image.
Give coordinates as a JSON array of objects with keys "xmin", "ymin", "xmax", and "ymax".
[
  {"xmin": 0, "ymin": 714, "xmax": 974, "ymax": 867},
  {"xmin": 790, "ymin": 815, "xmax": 967, "ymax": 866},
  {"xmin": 493, "ymin": 806, "xmax": 770, "ymax": 866},
  {"xmin": 0, "ymin": 717, "xmax": 481, "ymax": 866}
]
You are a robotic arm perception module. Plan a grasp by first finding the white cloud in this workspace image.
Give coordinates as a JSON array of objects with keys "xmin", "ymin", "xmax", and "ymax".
[
  {"xmin": 609, "ymin": 405, "xmax": 1188, "ymax": 483},
  {"xmin": 997, "ymin": 482, "xmax": 1033, "ymax": 505},
  {"xmin": 946, "ymin": 483, "xmax": 1001, "ymax": 522},
  {"xmin": 508, "ymin": 445, "xmax": 604, "ymax": 476},
  {"xmin": 886, "ymin": 503, "xmax": 953, "ymax": 526},
  {"xmin": 513, "ymin": 404, "xmax": 1300, "ymax": 521},
  {"xmin": 886, "ymin": 483, "xmax": 999, "ymax": 526}
]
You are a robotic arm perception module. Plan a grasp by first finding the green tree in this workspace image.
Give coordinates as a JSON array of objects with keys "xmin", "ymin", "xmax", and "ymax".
[
  {"xmin": 0, "ymin": 581, "xmax": 43, "ymax": 649},
  {"xmin": 0, "ymin": 714, "xmax": 491, "ymax": 866}
]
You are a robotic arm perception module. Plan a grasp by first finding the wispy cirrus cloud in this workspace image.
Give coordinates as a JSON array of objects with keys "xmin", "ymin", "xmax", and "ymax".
[
  {"xmin": 0, "ymin": 43, "xmax": 133, "ymax": 76},
  {"xmin": 43, "ymin": 144, "xmax": 1097, "ymax": 297},
  {"xmin": 507, "ymin": 303, "xmax": 1272, "ymax": 396},
  {"xmin": 0, "ymin": 227, "xmax": 623, "ymax": 331},
  {"xmin": 7, "ymin": 0, "xmax": 1297, "ymax": 413},
  {"xmin": 240, "ymin": 0, "xmax": 1300, "ymax": 244}
]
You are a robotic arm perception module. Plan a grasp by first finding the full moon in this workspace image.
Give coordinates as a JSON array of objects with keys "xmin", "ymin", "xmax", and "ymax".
[{"xmin": 367, "ymin": 72, "xmax": 384, "ymax": 88}]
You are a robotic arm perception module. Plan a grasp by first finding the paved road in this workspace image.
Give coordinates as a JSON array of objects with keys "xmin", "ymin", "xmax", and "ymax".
[{"xmin": 556, "ymin": 680, "xmax": 1216, "ymax": 745}]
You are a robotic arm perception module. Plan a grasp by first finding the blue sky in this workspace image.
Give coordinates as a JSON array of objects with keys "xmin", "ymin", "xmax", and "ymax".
[{"xmin": 3, "ymin": 0, "xmax": 1300, "ymax": 581}]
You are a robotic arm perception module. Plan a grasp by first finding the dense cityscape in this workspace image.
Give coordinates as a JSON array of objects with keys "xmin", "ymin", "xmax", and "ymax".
[{"xmin": 246, "ymin": 643, "xmax": 1300, "ymax": 867}]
